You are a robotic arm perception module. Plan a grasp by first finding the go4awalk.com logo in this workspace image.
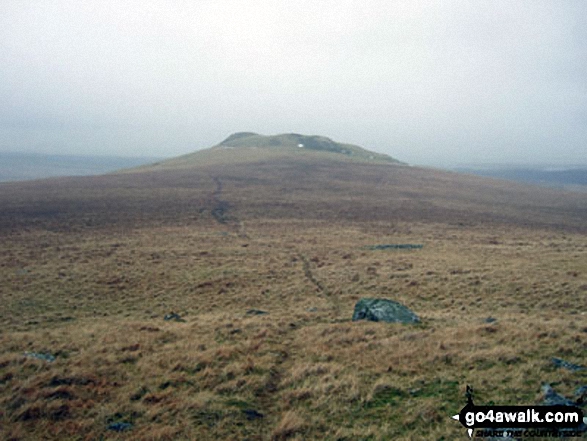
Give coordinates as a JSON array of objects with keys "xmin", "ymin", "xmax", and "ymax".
[{"xmin": 452, "ymin": 386, "xmax": 586, "ymax": 438}]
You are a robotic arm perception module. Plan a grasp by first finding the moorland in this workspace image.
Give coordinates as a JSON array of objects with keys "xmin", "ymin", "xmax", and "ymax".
[{"xmin": 0, "ymin": 133, "xmax": 586, "ymax": 440}]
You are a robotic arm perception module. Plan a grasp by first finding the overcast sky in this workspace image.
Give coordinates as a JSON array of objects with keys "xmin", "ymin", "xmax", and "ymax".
[{"xmin": 1, "ymin": 0, "xmax": 586, "ymax": 166}]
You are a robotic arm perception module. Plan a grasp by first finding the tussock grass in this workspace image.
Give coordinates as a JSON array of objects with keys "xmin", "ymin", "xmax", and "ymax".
[
  {"xmin": 0, "ymin": 152, "xmax": 586, "ymax": 439},
  {"xmin": 1, "ymin": 220, "xmax": 584, "ymax": 439}
]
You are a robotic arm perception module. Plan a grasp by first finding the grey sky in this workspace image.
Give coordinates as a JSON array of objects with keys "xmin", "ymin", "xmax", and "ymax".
[{"xmin": 1, "ymin": 0, "xmax": 586, "ymax": 166}]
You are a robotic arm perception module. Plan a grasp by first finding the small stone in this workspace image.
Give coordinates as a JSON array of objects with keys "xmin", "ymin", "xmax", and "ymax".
[
  {"xmin": 24, "ymin": 352, "xmax": 55, "ymax": 362},
  {"xmin": 575, "ymin": 385, "xmax": 587, "ymax": 405},
  {"xmin": 164, "ymin": 312, "xmax": 185, "ymax": 322},
  {"xmin": 367, "ymin": 244, "xmax": 423, "ymax": 250},
  {"xmin": 246, "ymin": 309, "xmax": 268, "ymax": 315},
  {"xmin": 107, "ymin": 422, "xmax": 133, "ymax": 432},
  {"xmin": 541, "ymin": 383, "xmax": 576, "ymax": 406},
  {"xmin": 551, "ymin": 357, "xmax": 585, "ymax": 372},
  {"xmin": 242, "ymin": 409, "xmax": 264, "ymax": 420}
]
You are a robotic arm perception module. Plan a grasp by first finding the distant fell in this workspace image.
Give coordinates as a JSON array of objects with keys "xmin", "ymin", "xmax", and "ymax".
[
  {"xmin": 144, "ymin": 132, "xmax": 404, "ymax": 170},
  {"xmin": 214, "ymin": 132, "xmax": 403, "ymax": 163}
]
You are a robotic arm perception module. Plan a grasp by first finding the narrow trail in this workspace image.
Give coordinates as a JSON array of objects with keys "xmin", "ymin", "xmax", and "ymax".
[
  {"xmin": 252, "ymin": 331, "xmax": 296, "ymax": 438},
  {"xmin": 210, "ymin": 177, "xmax": 230, "ymax": 224},
  {"xmin": 298, "ymin": 254, "xmax": 342, "ymax": 317},
  {"xmin": 209, "ymin": 177, "xmax": 248, "ymax": 238},
  {"xmin": 299, "ymin": 254, "xmax": 325, "ymax": 292}
]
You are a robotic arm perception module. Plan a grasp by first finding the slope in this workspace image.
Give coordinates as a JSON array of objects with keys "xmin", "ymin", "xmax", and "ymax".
[
  {"xmin": 0, "ymin": 140, "xmax": 585, "ymax": 233},
  {"xmin": 144, "ymin": 132, "xmax": 403, "ymax": 170},
  {"xmin": 0, "ymin": 135, "xmax": 586, "ymax": 440}
]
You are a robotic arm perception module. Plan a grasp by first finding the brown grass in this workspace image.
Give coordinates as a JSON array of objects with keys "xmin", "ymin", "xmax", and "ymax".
[{"xmin": 0, "ymin": 149, "xmax": 585, "ymax": 439}]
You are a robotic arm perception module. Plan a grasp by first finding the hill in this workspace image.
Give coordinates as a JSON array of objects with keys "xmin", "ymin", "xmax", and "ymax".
[
  {"xmin": 214, "ymin": 132, "xmax": 402, "ymax": 162},
  {"xmin": 145, "ymin": 132, "xmax": 403, "ymax": 169},
  {"xmin": 2, "ymin": 134, "xmax": 584, "ymax": 233},
  {"xmin": 0, "ymin": 134, "xmax": 586, "ymax": 440}
]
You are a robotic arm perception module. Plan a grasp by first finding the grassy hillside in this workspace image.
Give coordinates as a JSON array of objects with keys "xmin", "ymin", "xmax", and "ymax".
[
  {"xmin": 0, "ymin": 139, "xmax": 585, "ymax": 440},
  {"xmin": 215, "ymin": 132, "xmax": 402, "ymax": 162},
  {"xmin": 145, "ymin": 133, "xmax": 402, "ymax": 170}
]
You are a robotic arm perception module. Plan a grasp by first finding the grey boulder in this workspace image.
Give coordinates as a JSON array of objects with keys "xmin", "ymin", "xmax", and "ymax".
[{"xmin": 352, "ymin": 298, "xmax": 420, "ymax": 324}]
